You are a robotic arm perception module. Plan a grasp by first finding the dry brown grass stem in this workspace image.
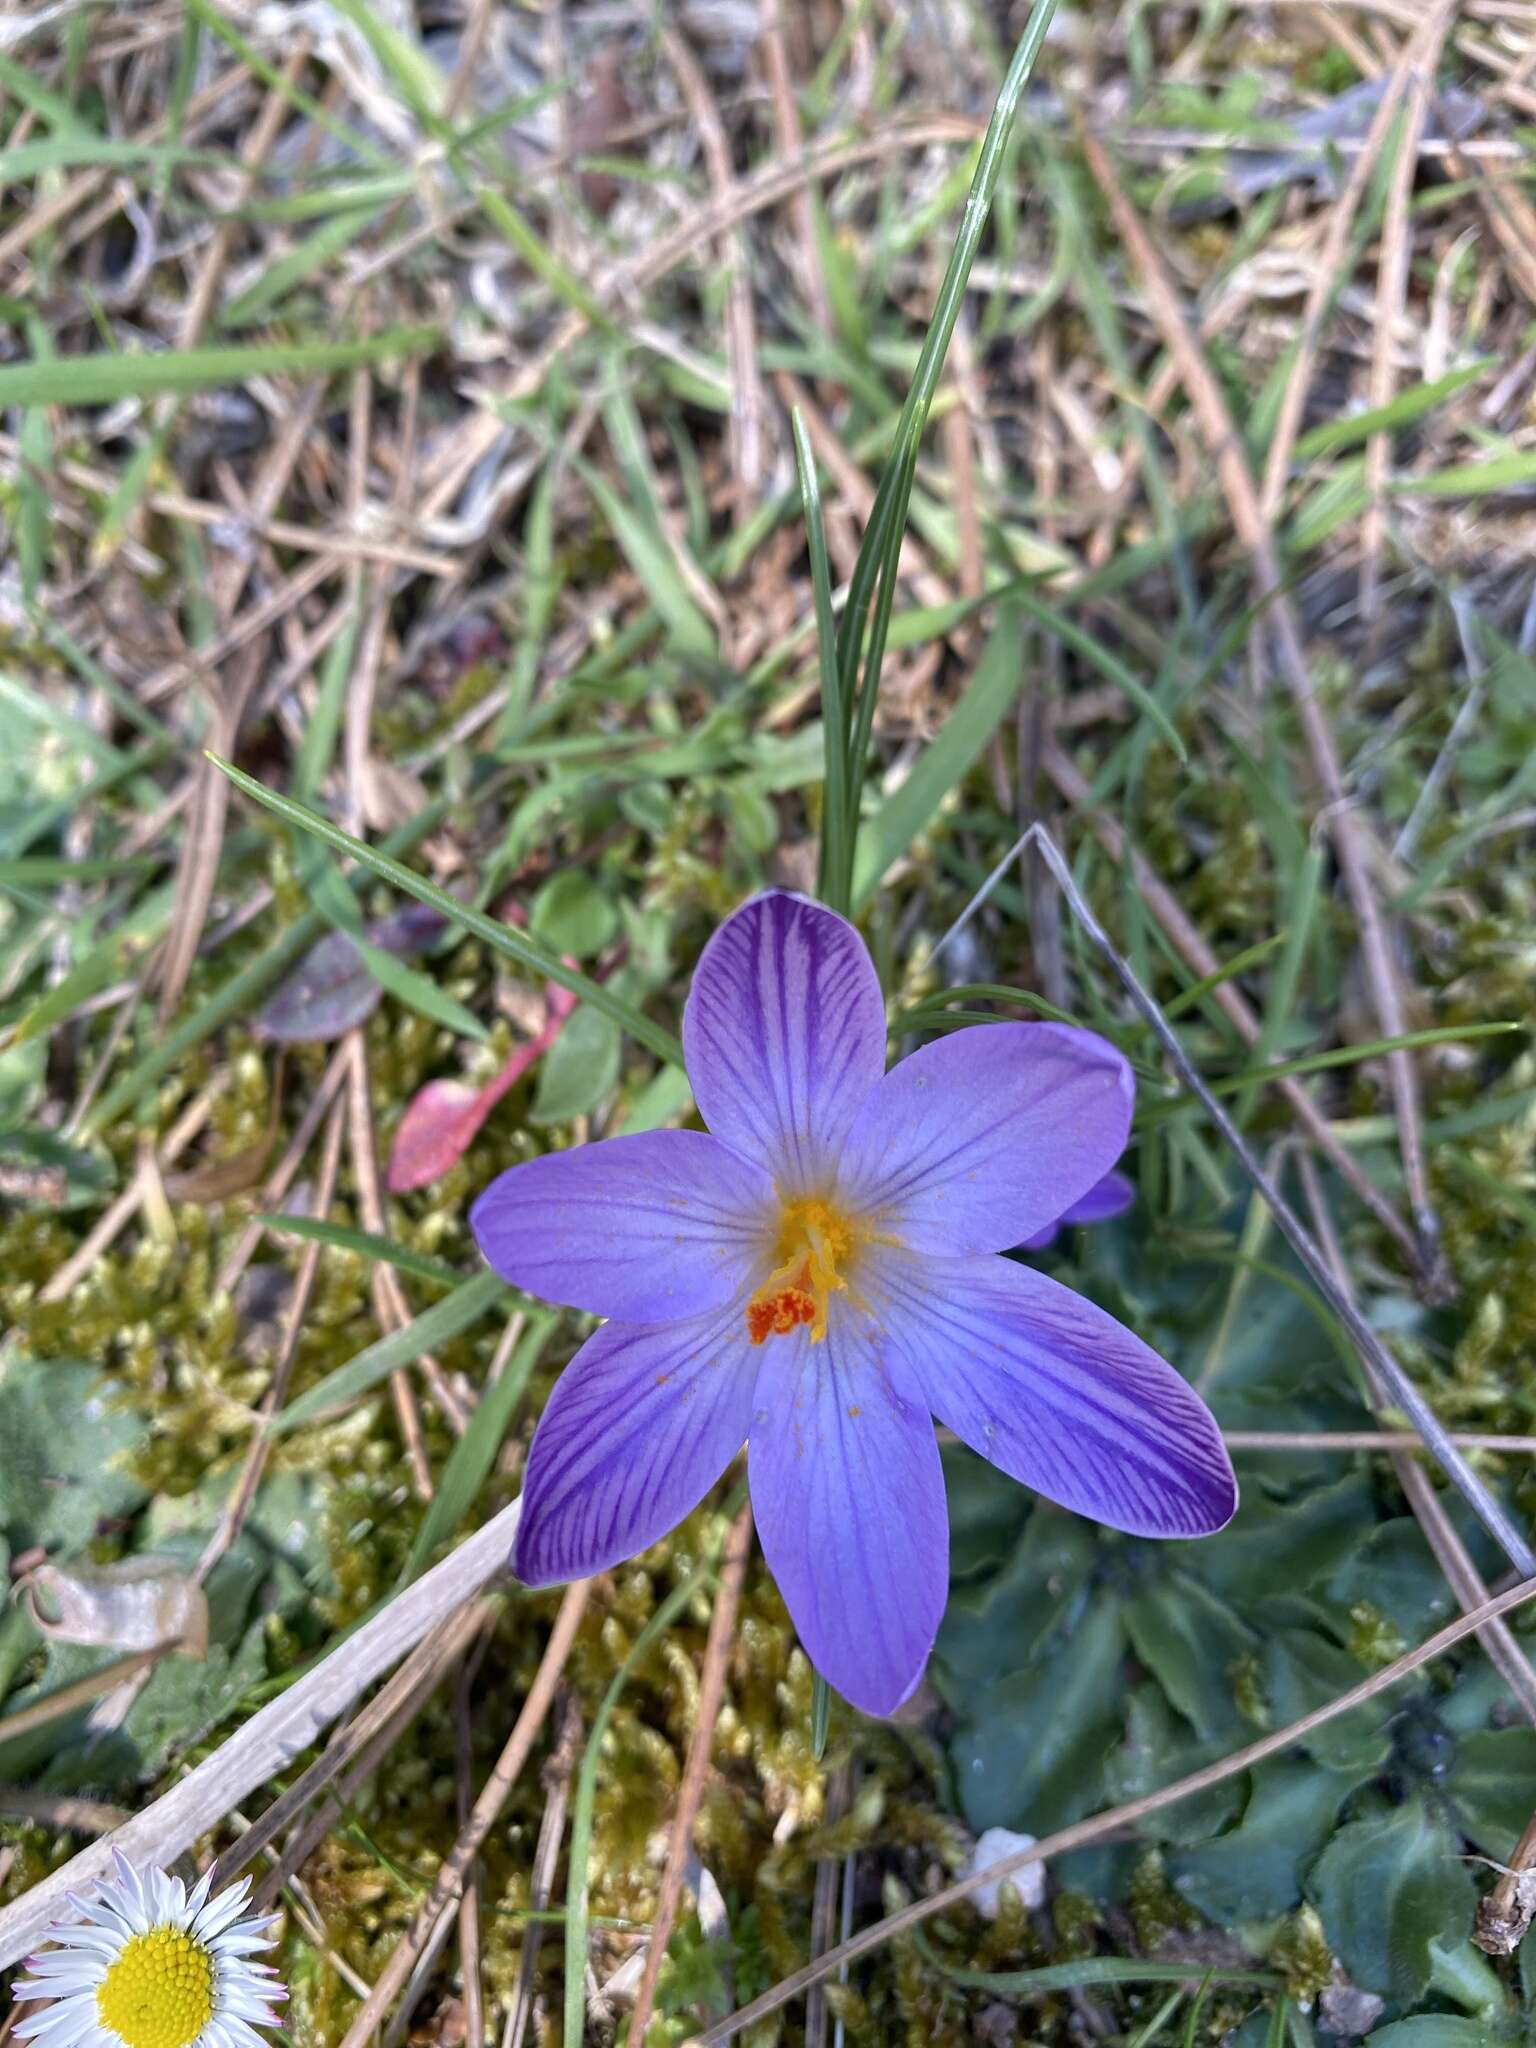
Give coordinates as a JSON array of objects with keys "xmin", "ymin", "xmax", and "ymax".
[
  {"xmin": 1077, "ymin": 123, "xmax": 1446, "ymax": 1292},
  {"xmin": 331, "ymin": 1580, "xmax": 592, "ymax": 2048},
  {"xmin": 625, "ymin": 1502, "xmax": 755, "ymax": 2045}
]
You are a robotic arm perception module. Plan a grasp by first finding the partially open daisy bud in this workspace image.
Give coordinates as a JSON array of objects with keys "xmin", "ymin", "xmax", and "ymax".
[{"xmin": 14, "ymin": 1852, "xmax": 286, "ymax": 2048}]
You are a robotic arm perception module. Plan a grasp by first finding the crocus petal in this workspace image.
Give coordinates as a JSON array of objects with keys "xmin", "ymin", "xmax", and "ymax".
[
  {"xmin": 683, "ymin": 890, "xmax": 886, "ymax": 1189},
  {"xmin": 748, "ymin": 1301, "xmax": 947, "ymax": 1715},
  {"xmin": 874, "ymin": 1248, "xmax": 1237, "ymax": 1538},
  {"xmin": 840, "ymin": 1022, "xmax": 1133, "ymax": 1254},
  {"xmin": 1021, "ymin": 1167, "xmax": 1138, "ymax": 1250},
  {"xmin": 472, "ymin": 1129, "xmax": 775, "ymax": 1322},
  {"xmin": 513, "ymin": 1302, "xmax": 757, "ymax": 1585}
]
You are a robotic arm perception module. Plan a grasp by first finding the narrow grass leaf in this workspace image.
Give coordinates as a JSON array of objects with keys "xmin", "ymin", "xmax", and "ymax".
[
  {"xmin": 400, "ymin": 1312, "xmax": 556, "ymax": 1582},
  {"xmin": 0, "ymin": 331, "xmax": 437, "ymax": 409},
  {"xmin": 852, "ymin": 615, "xmax": 1023, "ymax": 907},
  {"xmin": 253, "ymin": 1215, "xmax": 464, "ymax": 1289},
  {"xmin": 210, "ymin": 756, "xmax": 686, "ymax": 1067},
  {"xmin": 272, "ymin": 1269, "xmax": 509, "ymax": 1435}
]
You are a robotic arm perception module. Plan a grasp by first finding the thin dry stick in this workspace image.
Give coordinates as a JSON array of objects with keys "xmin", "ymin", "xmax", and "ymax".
[
  {"xmin": 1023, "ymin": 822, "xmax": 1536, "ymax": 1578},
  {"xmin": 758, "ymin": 0, "xmax": 829, "ymax": 332},
  {"xmin": 198, "ymin": 1093, "xmax": 348, "ymax": 1582},
  {"xmin": 803, "ymin": 1761, "xmax": 853, "ymax": 2048},
  {"xmin": 663, "ymin": 28, "xmax": 767, "ymax": 530},
  {"xmin": 1297, "ymin": 1153, "xmax": 1536, "ymax": 1726},
  {"xmin": 345, "ymin": 1031, "xmax": 437, "ymax": 1497},
  {"xmin": 40, "ymin": 1088, "xmax": 217, "ymax": 1302},
  {"xmin": 1360, "ymin": 0, "xmax": 1459, "ymax": 624},
  {"xmin": 249, "ymin": 1607, "xmax": 497, "ymax": 1916},
  {"xmin": 1076, "ymin": 126, "xmax": 1445, "ymax": 1290},
  {"xmin": 1041, "ymin": 744, "xmax": 1420, "ymax": 1264},
  {"xmin": 1257, "ymin": 43, "xmax": 1419, "ymax": 521},
  {"xmin": 1225, "ymin": 1431, "xmax": 1536, "ymax": 1453},
  {"xmin": 216, "ymin": 1043, "xmax": 354, "ymax": 1292},
  {"xmin": 331, "ymin": 1581, "xmax": 592, "ymax": 2048},
  {"xmin": 696, "ymin": 1570, "xmax": 1536, "ymax": 2042},
  {"xmin": 506, "ymin": 1698, "xmax": 584, "ymax": 2048},
  {"xmin": 454, "ymin": 1643, "xmax": 488, "ymax": 2048},
  {"xmin": 213, "ymin": 1598, "xmax": 497, "ymax": 1897},
  {"xmin": 626, "ymin": 1502, "xmax": 754, "ymax": 2045},
  {"xmin": 0, "ymin": 1498, "xmax": 525, "ymax": 1969},
  {"xmin": 0, "ymin": 1650, "xmax": 165, "ymax": 1745}
]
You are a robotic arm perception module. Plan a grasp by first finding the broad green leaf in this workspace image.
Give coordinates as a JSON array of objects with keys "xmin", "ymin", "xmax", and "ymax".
[
  {"xmin": 0, "ymin": 1359, "xmax": 148, "ymax": 1554},
  {"xmin": 1170, "ymin": 1760, "xmax": 1350, "ymax": 1927},
  {"xmin": 530, "ymin": 872, "xmax": 619, "ymax": 959},
  {"xmin": 948, "ymin": 1597, "xmax": 1126, "ymax": 1835},
  {"xmin": 530, "ymin": 1005, "xmax": 621, "ymax": 1124},
  {"xmin": 1306, "ymin": 1802, "xmax": 1476, "ymax": 2001}
]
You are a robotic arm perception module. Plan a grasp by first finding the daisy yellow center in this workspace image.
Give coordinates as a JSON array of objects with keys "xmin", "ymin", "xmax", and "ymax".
[
  {"xmin": 96, "ymin": 1927, "xmax": 215, "ymax": 2048},
  {"xmin": 746, "ymin": 1197, "xmax": 862, "ymax": 1345}
]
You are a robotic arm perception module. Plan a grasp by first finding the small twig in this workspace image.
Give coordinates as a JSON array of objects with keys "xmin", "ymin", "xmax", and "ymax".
[
  {"xmin": 247, "ymin": 1604, "xmax": 495, "ymax": 1914},
  {"xmin": 331, "ymin": 1581, "xmax": 592, "ymax": 2048},
  {"xmin": 346, "ymin": 1032, "xmax": 438, "ymax": 1498},
  {"xmin": 1395, "ymin": 589, "xmax": 1491, "ymax": 863},
  {"xmin": 697, "ymin": 1569, "xmax": 1536, "ymax": 2041},
  {"xmin": 505, "ymin": 1698, "xmax": 584, "ymax": 2048},
  {"xmin": 1026, "ymin": 823, "xmax": 1536, "ymax": 1578},
  {"xmin": 40, "ymin": 1087, "xmax": 217, "ymax": 1302},
  {"xmin": 0, "ymin": 1498, "xmax": 525, "ymax": 1968},
  {"xmin": 625, "ymin": 1501, "xmax": 754, "ymax": 2044},
  {"xmin": 1297, "ymin": 1153, "xmax": 1536, "ymax": 1726},
  {"xmin": 198, "ymin": 1091, "xmax": 348, "ymax": 1582},
  {"xmin": 662, "ymin": 28, "xmax": 767, "ymax": 532},
  {"xmin": 1360, "ymin": 0, "xmax": 1459, "ymax": 625},
  {"xmin": 0, "ymin": 1789, "xmax": 129, "ymax": 1834}
]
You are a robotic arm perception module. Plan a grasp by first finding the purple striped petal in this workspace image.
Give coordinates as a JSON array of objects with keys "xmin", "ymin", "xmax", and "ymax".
[
  {"xmin": 512, "ymin": 1301, "xmax": 756, "ymax": 1585},
  {"xmin": 471, "ymin": 1129, "xmax": 775, "ymax": 1322},
  {"xmin": 839, "ymin": 1022, "xmax": 1133, "ymax": 1254},
  {"xmin": 874, "ymin": 1248, "xmax": 1236, "ymax": 1538},
  {"xmin": 1021, "ymin": 1167, "xmax": 1137, "ymax": 1250},
  {"xmin": 748, "ymin": 1300, "xmax": 947, "ymax": 1715},
  {"xmin": 683, "ymin": 891, "xmax": 886, "ymax": 1190}
]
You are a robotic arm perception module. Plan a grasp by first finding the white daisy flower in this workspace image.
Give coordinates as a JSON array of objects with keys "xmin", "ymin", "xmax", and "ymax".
[{"xmin": 13, "ymin": 1851, "xmax": 286, "ymax": 2048}]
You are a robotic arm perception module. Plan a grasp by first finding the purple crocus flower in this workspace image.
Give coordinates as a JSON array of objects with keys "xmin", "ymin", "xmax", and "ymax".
[
  {"xmin": 472, "ymin": 891, "xmax": 1236, "ymax": 1715},
  {"xmin": 1021, "ymin": 1167, "xmax": 1136, "ymax": 1251}
]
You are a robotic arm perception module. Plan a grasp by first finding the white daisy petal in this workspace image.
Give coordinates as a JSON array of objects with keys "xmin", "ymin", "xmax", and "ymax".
[{"xmin": 13, "ymin": 1860, "xmax": 285, "ymax": 2048}]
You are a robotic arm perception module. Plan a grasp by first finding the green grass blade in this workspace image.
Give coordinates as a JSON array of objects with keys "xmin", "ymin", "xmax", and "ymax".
[
  {"xmin": 835, "ymin": 0, "xmax": 1061, "ymax": 868},
  {"xmin": 563, "ymin": 1537, "xmax": 734, "ymax": 2048},
  {"xmin": 208, "ymin": 756, "xmax": 686, "ymax": 1067},
  {"xmin": 254, "ymin": 1215, "xmax": 464, "ymax": 1288},
  {"xmin": 272, "ymin": 1269, "xmax": 510, "ymax": 1436},
  {"xmin": 400, "ymin": 1311, "xmax": 556, "ymax": 1582},
  {"xmin": 0, "ymin": 331, "xmax": 437, "ymax": 409},
  {"xmin": 792, "ymin": 410, "xmax": 853, "ymax": 914},
  {"xmin": 852, "ymin": 614, "xmax": 1023, "ymax": 907}
]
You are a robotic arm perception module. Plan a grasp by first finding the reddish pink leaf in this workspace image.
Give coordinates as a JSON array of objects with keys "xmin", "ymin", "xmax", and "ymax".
[{"xmin": 386, "ymin": 985, "xmax": 575, "ymax": 1193}]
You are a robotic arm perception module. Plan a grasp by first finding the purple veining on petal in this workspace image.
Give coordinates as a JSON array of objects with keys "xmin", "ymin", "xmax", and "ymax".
[
  {"xmin": 747, "ymin": 1297, "xmax": 947, "ymax": 1715},
  {"xmin": 683, "ymin": 890, "xmax": 886, "ymax": 1189},
  {"xmin": 1021, "ymin": 1167, "xmax": 1137, "ymax": 1251},
  {"xmin": 471, "ymin": 1127, "xmax": 775, "ymax": 1323},
  {"xmin": 512, "ymin": 1300, "xmax": 758, "ymax": 1586},
  {"xmin": 839, "ymin": 1021, "xmax": 1134, "ymax": 1254},
  {"xmin": 872, "ymin": 1245, "xmax": 1237, "ymax": 1538}
]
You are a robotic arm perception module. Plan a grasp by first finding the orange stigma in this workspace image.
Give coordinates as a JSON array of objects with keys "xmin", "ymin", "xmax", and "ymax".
[{"xmin": 745, "ymin": 1197, "xmax": 862, "ymax": 1345}]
